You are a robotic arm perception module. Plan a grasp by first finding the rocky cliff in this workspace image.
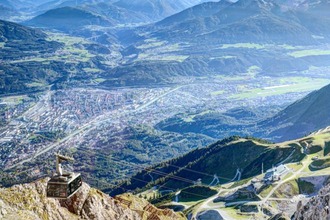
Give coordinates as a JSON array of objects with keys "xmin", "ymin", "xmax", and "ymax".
[
  {"xmin": 0, "ymin": 178, "xmax": 186, "ymax": 220},
  {"xmin": 292, "ymin": 183, "xmax": 330, "ymax": 220}
]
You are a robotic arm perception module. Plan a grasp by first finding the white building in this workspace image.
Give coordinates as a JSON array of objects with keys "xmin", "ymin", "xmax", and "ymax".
[{"xmin": 264, "ymin": 164, "xmax": 289, "ymax": 182}]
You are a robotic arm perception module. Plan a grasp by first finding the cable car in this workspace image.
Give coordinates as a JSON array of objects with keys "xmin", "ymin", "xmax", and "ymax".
[{"xmin": 47, "ymin": 153, "xmax": 82, "ymax": 199}]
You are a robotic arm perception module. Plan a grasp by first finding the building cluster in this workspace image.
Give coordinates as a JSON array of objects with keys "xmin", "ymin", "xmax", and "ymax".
[
  {"xmin": 0, "ymin": 76, "xmax": 310, "ymax": 177},
  {"xmin": 263, "ymin": 164, "xmax": 290, "ymax": 183},
  {"xmin": 251, "ymin": 164, "xmax": 290, "ymax": 193}
]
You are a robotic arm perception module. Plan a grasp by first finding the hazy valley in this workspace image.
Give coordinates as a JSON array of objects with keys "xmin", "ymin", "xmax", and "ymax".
[{"xmin": 1, "ymin": 0, "xmax": 330, "ymax": 219}]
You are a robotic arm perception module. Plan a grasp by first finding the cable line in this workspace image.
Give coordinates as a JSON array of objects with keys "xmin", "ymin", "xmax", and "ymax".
[
  {"xmin": 70, "ymin": 146, "xmax": 233, "ymax": 186},
  {"xmin": 77, "ymin": 146, "xmax": 231, "ymax": 182},
  {"xmin": 165, "ymin": 163, "xmax": 232, "ymax": 181},
  {"xmin": 111, "ymin": 159, "xmax": 196, "ymax": 185},
  {"xmin": 74, "ymin": 147, "xmax": 199, "ymax": 184},
  {"xmin": 113, "ymin": 171, "xmax": 210, "ymax": 200}
]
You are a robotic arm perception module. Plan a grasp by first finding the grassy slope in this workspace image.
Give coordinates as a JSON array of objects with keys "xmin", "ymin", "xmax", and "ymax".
[{"xmin": 108, "ymin": 136, "xmax": 305, "ymax": 196}]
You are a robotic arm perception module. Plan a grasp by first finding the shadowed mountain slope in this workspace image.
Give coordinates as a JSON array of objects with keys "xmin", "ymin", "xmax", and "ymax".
[
  {"xmin": 108, "ymin": 136, "xmax": 305, "ymax": 195},
  {"xmin": 0, "ymin": 19, "xmax": 47, "ymax": 41},
  {"xmin": 259, "ymin": 83, "xmax": 330, "ymax": 142}
]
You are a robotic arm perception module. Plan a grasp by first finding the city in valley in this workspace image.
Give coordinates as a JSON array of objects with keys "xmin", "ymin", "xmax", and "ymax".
[{"xmin": 1, "ymin": 73, "xmax": 329, "ymax": 187}]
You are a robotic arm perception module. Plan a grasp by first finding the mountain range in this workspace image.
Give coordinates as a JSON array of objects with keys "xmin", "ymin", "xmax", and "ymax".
[
  {"xmin": 145, "ymin": 0, "xmax": 330, "ymax": 45},
  {"xmin": 102, "ymin": 0, "xmax": 330, "ymax": 89},
  {"xmin": 5, "ymin": 0, "xmax": 329, "ymax": 85},
  {"xmin": 0, "ymin": 0, "xmax": 213, "ymax": 24}
]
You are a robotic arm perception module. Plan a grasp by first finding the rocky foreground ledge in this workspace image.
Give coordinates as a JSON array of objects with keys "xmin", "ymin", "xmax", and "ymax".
[
  {"xmin": 0, "ymin": 178, "xmax": 186, "ymax": 220},
  {"xmin": 292, "ymin": 183, "xmax": 330, "ymax": 220}
]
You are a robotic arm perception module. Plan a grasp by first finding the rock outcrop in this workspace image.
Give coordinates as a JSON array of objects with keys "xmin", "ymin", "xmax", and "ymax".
[
  {"xmin": 292, "ymin": 184, "xmax": 330, "ymax": 220},
  {"xmin": 0, "ymin": 178, "xmax": 186, "ymax": 220}
]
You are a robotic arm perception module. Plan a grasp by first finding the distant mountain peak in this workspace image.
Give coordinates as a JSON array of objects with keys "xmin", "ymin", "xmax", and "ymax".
[
  {"xmin": 40, "ymin": 6, "xmax": 101, "ymax": 18},
  {"xmin": 26, "ymin": 6, "xmax": 114, "ymax": 31}
]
